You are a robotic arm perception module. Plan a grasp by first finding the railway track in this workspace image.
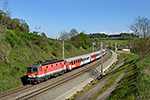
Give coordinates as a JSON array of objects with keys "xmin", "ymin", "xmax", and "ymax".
[
  {"xmin": 0, "ymin": 85, "xmax": 32, "ymax": 99},
  {"xmin": 14, "ymin": 50, "xmax": 112, "ymax": 100}
]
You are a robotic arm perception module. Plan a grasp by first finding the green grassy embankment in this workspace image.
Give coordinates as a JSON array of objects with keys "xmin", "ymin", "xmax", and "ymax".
[
  {"xmin": 108, "ymin": 54, "xmax": 150, "ymax": 100},
  {"xmin": 0, "ymin": 27, "xmax": 97, "ymax": 93},
  {"xmin": 68, "ymin": 53, "xmax": 150, "ymax": 100}
]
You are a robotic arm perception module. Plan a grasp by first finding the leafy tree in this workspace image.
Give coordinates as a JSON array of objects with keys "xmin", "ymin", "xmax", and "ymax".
[
  {"xmin": 70, "ymin": 35, "xmax": 82, "ymax": 48},
  {"xmin": 41, "ymin": 32, "xmax": 47, "ymax": 38},
  {"xmin": 31, "ymin": 31, "xmax": 39, "ymax": 35},
  {"xmin": 79, "ymin": 32, "xmax": 92, "ymax": 49},
  {"xmin": 20, "ymin": 19, "xmax": 29, "ymax": 33},
  {"xmin": 12, "ymin": 18, "xmax": 20, "ymax": 29}
]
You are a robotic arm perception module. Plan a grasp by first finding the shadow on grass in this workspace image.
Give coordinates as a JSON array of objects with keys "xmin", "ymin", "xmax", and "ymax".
[
  {"xmin": 109, "ymin": 59, "xmax": 139, "ymax": 76},
  {"xmin": 21, "ymin": 75, "xmax": 29, "ymax": 85}
]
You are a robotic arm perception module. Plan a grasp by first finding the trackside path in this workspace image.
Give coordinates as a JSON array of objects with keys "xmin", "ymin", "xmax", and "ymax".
[
  {"xmin": 75, "ymin": 58, "xmax": 126, "ymax": 100},
  {"xmin": 96, "ymin": 72, "xmax": 126, "ymax": 100}
]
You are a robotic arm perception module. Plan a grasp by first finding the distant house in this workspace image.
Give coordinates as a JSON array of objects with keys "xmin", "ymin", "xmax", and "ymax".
[{"xmin": 119, "ymin": 47, "xmax": 130, "ymax": 52}]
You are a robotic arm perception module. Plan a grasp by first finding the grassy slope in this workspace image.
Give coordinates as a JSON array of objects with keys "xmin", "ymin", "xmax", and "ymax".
[
  {"xmin": 108, "ymin": 54, "xmax": 150, "ymax": 100},
  {"xmin": 0, "ymin": 28, "xmax": 97, "ymax": 93}
]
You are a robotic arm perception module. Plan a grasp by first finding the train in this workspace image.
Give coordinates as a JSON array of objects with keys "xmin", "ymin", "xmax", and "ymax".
[{"xmin": 27, "ymin": 49, "xmax": 107, "ymax": 84}]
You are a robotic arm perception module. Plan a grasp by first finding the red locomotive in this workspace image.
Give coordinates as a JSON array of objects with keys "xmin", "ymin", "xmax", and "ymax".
[{"xmin": 27, "ymin": 49, "xmax": 107, "ymax": 84}]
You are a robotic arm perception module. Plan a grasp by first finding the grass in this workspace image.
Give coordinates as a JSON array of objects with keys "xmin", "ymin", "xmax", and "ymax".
[
  {"xmin": 108, "ymin": 59, "xmax": 138, "ymax": 100},
  {"xmin": 104, "ymin": 39, "xmax": 128, "ymax": 46},
  {"xmin": 107, "ymin": 54, "xmax": 150, "ymax": 100}
]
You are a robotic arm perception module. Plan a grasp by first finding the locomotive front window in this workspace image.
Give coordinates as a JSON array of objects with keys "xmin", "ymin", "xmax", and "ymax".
[
  {"xmin": 33, "ymin": 67, "xmax": 38, "ymax": 72},
  {"xmin": 27, "ymin": 67, "xmax": 32, "ymax": 72}
]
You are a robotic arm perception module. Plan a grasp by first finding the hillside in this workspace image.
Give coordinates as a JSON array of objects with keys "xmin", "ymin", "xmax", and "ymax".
[{"xmin": 0, "ymin": 27, "xmax": 96, "ymax": 93}]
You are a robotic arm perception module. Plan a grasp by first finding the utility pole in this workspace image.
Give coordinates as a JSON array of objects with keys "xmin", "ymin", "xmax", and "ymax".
[
  {"xmin": 93, "ymin": 43, "xmax": 95, "ymax": 52},
  {"xmin": 98, "ymin": 42, "xmax": 99, "ymax": 49},
  {"xmin": 101, "ymin": 41, "xmax": 104, "ymax": 75},
  {"xmin": 115, "ymin": 41, "xmax": 117, "ymax": 53},
  {"xmin": 63, "ymin": 41, "xmax": 64, "ymax": 59},
  {"xmin": 115, "ymin": 41, "xmax": 117, "ymax": 61}
]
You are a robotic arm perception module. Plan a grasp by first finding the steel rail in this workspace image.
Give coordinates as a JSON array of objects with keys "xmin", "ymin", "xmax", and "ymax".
[{"xmin": 0, "ymin": 85, "xmax": 32, "ymax": 99}]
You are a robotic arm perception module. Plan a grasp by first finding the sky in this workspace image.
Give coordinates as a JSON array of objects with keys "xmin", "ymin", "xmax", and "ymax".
[{"xmin": 0, "ymin": 0, "xmax": 150, "ymax": 38}]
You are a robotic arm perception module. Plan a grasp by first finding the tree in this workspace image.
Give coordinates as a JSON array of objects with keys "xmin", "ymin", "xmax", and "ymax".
[
  {"xmin": 59, "ymin": 29, "xmax": 79, "ymax": 41},
  {"xmin": 128, "ymin": 16, "xmax": 150, "ymax": 58},
  {"xmin": 59, "ymin": 30, "xmax": 70, "ymax": 41},
  {"xmin": 20, "ymin": 19, "xmax": 29, "ymax": 33},
  {"xmin": 70, "ymin": 35, "xmax": 82, "ymax": 48},
  {"xmin": 31, "ymin": 31, "xmax": 39, "ymax": 35},
  {"xmin": 1, "ymin": 0, "xmax": 12, "ymax": 28},
  {"xmin": 128, "ymin": 16, "xmax": 150, "ymax": 38},
  {"xmin": 79, "ymin": 32, "xmax": 92, "ymax": 49},
  {"xmin": 69, "ymin": 28, "xmax": 79, "ymax": 38},
  {"xmin": 41, "ymin": 32, "xmax": 47, "ymax": 38}
]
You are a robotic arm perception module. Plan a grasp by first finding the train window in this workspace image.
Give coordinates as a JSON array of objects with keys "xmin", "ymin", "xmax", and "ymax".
[
  {"xmin": 40, "ymin": 67, "xmax": 42, "ymax": 71},
  {"xmin": 78, "ymin": 60, "xmax": 79, "ymax": 63},
  {"xmin": 69, "ymin": 62, "xmax": 71, "ymax": 65},
  {"xmin": 33, "ymin": 67, "xmax": 38, "ymax": 72},
  {"xmin": 27, "ymin": 67, "xmax": 32, "ymax": 72},
  {"xmin": 74, "ymin": 61, "xmax": 75, "ymax": 64},
  {"xmin": 46, "ymin": 66, "xmax": 48, "ymax": 68},
  {"xmin": 60, "ymin": 63, "xmax": 62, "ymax": 65},
  {"xmin": 76, "ymin": 60, "xmax": 77, "ymax": 63},
  {"xmin": 71, "ymin": 62, "xmax": 73, "ymax": 65},
  {"xmin": 56, "ymin": 64, "xmax": 57, "ymax": 66},
  {"xmin": 51, "ymin": 65, "xmax": 53, "ymax": 67}
]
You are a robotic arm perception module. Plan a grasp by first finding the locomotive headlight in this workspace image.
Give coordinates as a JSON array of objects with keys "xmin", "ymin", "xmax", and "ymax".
[{"xmin": 31, "ymin": 74, "xmax": 35, "ymax": 77}]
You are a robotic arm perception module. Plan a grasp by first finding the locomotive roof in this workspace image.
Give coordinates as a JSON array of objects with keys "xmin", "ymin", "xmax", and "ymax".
[
  {"xmin": 27, "ymin": 60, "xmax": 64, "ymax": 68},
  {"xmin": 41, "ymin": 60, "xmax": 64, "ymax": 66}
]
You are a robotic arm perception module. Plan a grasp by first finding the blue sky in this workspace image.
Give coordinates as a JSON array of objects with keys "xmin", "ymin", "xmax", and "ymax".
[{"xmin": 1, "ymin": 0, "xmax": 150, "ymax": 38}]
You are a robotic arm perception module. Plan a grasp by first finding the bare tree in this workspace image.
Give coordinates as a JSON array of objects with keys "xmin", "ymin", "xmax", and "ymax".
[
  {"xmin": 59, "ymin": 30, "xmax": 70, "ymax": 41},
  {"xmin": 69, "ymin": 28, "xmax": 79, "ymax": 38},
  {"xmin": 128, "ymin": 16, "xmax": 150, "ymax": 38},
  {"xmin": 2, "ymin": 0, "xmax": 12, "ymax": 28},
  {"xmin": 128, "ymin": 16, "xmax": 150, "ymax": 58}
]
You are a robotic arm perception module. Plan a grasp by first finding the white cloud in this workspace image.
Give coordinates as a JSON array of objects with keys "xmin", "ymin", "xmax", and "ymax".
[
  {"xmin": 100, "ymin": 31, "xmax": 120, "ymax": 35},
  {"xmin": 121, "ymin": 30, "xmax": 134, "ymax": 33}
]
